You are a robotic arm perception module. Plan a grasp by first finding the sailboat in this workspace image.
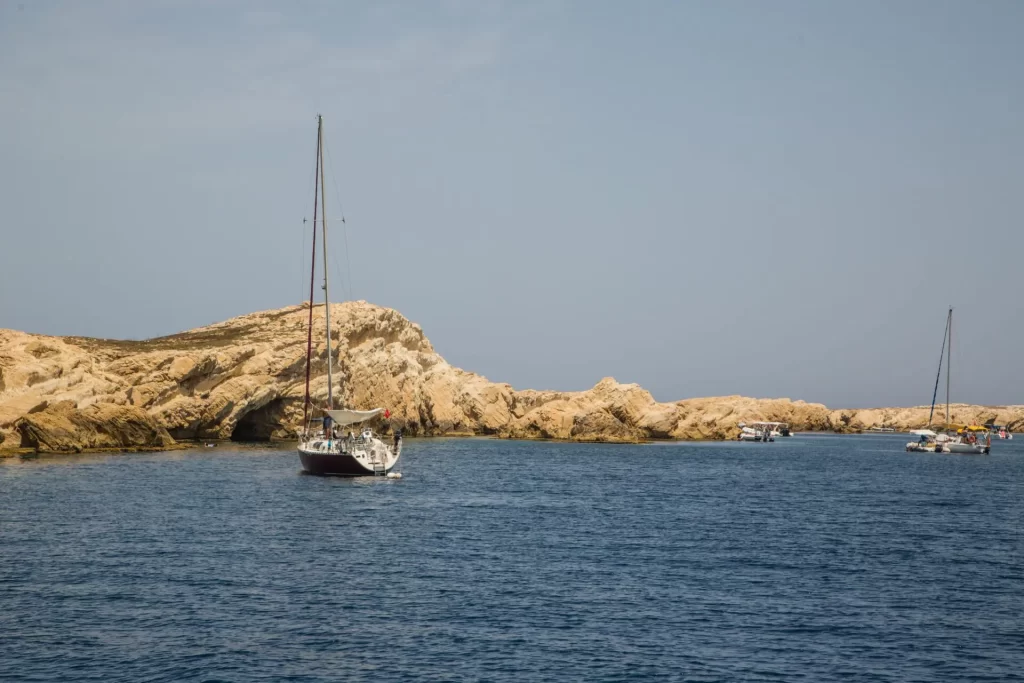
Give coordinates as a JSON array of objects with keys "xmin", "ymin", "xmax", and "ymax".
[
  {"xmin": 297, "ymin": 116, "xmax": 402, "ymax": 476},
  {"xmin": 905, "ymin": 307, "xmax": 990, "ymax": 455}
]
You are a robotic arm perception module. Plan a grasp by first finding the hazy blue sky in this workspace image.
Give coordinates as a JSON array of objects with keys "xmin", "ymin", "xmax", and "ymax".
[{"xmin": 1, "ymin": 0, "xmax": 1022, "ymax": 408}]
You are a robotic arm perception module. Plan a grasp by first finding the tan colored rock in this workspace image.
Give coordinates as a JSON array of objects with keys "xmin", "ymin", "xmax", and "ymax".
[
  {"xmin": 1, "ymin": 302, "xmax": 1022, "ymax": 454},
  {"xmin": 15, "ymin": 400, "xmax": 174, "ymax": 453},
  {"xmin": 499, "ymin": 379, "xmax": 657, "ymax": 443}
]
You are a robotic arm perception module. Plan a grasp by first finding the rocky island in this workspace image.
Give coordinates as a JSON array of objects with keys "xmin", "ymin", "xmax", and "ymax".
[{"xmin": 2, "ymin": 301, "xmax": 1022, "ymax": 454}]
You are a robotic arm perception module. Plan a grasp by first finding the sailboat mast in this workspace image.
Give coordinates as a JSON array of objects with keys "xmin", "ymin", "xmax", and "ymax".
[
  {"xmin": 320, "ymin": 117, "xmax": 334, "ymax": 409},
  {"xmin": 303, "ymin": 116, "xmax": 322, "ymax": 427},
  {"xmin": 928, "ymin": 308, "xmax": 950, "ymax": 426},
  {"xmin": 946, "ymin": 307, "xmax": 952, "ymax": 426}
]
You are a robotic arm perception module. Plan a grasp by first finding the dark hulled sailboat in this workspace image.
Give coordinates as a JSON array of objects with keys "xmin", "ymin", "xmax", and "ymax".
[{"xmin": 296, "ymin": 116, "xmax": 401, "ymax": 476}]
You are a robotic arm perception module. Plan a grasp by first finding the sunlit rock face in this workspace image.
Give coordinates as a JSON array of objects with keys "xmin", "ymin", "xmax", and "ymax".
[{"xmin": 2, "ymin": 302, "xmax": 1021, "ymax": 453}]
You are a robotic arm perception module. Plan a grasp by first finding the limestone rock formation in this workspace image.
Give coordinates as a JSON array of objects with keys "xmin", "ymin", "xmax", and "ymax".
[
  {"xmin": 15, "ymin": 400, "xmax": 174, "ymax": 453},
  {"xmin": 1, "ymin": 301, "xmax": 1022, "ymax": 454},
  {"xmin": 825, "ymin": 404, "xmax": 1024, "ymax": 434}
]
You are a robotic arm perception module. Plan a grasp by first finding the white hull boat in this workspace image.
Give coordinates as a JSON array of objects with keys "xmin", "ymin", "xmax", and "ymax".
[
  {"xmin": 943, "ymin": 441, "xmax": 989, "ymax": 455},
  {"xmin": 738, "ymin": 424, "xmax": 775, "ymax": 442},
  {"xmin": 906, "ymin": 429, "xmax": 939, "ymax": 452}
]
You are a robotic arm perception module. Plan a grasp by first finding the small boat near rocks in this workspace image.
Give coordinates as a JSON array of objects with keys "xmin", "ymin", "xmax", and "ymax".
[
  {"xmin": 905, "ymin": 307, "xmax": 991, "ymax": 455},
  {"xmin": 738, "ymin": 422, "xmax": 776, "ymax": 442}
]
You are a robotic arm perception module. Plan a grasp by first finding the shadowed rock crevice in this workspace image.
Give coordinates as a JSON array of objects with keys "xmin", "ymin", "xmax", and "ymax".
[{"xmin": 231, "ymin": 398, "xmax": 291, "ymax": 442}]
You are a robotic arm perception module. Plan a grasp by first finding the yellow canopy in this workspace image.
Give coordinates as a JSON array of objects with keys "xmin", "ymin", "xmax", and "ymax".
[{"xmin": 956, "ymin": 425, "xmax": 989, "ymax": 433}]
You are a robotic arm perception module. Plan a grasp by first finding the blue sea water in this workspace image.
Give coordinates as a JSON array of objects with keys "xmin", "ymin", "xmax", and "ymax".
[{"xmin": 1, "ymin": 434, "xmax": 1022, "ymax": 682}]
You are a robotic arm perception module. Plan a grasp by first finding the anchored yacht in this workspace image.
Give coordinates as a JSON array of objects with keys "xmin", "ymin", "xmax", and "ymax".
[{"xmin": 295, "ymin": 116, "xmax": 401, "ymax": 476}]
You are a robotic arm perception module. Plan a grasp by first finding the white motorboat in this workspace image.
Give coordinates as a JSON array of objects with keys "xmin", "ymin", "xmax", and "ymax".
[
  {"xmin": 755, "ymin": 421, "xmax": 792, "ymax": 437},
  {"xmin": 942, "ymin": 426, "xmax": 991, "ymax": 454},
  {"xmin": 906, "ymin": 429, "xmax": 938, "ymax": 452},
  {"xmin": 738, "ymin": 422, "xmax": 775, "ymax": 442}
]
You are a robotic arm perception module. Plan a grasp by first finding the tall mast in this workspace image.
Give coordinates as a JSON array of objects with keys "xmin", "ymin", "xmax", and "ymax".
[
  {"xmin": 320, "ymin": 117, "xmax": 334, "ymax": 409},
  {"xmin": 945, "ymin": 307, "xmax": 952, "ymax": 426},
  {"xmin": 302, "ymin": 116, "xmax": 322, "ymax": 427}
]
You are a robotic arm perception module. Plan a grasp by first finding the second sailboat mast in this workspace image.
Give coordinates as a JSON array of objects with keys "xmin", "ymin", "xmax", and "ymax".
[
  {"xmin": 320, "ymin": 116, "xmax": 334, "ymax": 410},
  {"xmin": 945, "ymin": 307, "xmax": 952, "ymax": 426}
]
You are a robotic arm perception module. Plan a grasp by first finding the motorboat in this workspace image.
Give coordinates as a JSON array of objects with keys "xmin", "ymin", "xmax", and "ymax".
[
  {"xmin": 906, "ymin": 429, "xmax": 938, "ymax": 452},
  {"xmin": 738, "ymin": 422, "xmax": 775, "ymax": 442},
  {"xmin": 943, "ymin": 425, "xmax": 991, "ymax": 454}
]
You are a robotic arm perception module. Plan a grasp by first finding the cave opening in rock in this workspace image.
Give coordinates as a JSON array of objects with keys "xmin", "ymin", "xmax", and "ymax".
[{"xmin": 231, "ymin": 398, "xmax": 287, "ymax": 442}]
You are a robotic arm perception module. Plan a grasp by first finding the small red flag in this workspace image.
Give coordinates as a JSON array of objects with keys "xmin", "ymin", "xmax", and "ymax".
[{"xmin": 384, "ymin": 409, "xmax": 391, "ymax": 419}]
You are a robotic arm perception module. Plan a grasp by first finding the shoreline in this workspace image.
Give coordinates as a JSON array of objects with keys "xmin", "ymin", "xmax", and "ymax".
[{"xmin": 0, "ymin": 429, "xmax": 912, "ymax": 459}]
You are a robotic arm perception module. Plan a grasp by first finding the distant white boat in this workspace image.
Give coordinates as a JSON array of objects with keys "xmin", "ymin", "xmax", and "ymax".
[
  {"xmin": 737, "ymin": 422, "xmax": 775, "ymax": 442},
  {"xmin": 985, "ymin": 424, "xmax": 1013, "ymax": 440},
  {"xmin": 764, "ymin": 421, "xmax": 792, "ymax": 437},
  {"xmin": 868, "ymin": 426, "xmax": 896, "ymax": 433}
]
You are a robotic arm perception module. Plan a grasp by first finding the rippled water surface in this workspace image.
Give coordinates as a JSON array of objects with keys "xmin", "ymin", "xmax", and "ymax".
[{"xmin": 2, "ymin": 435, "xmax": 1022, "ymax": 682}]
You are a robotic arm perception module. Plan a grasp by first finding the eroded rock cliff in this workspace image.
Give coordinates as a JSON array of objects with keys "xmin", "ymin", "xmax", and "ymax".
[{"xmin": 1, "ymin": 301, "xmax": 1021, "ymax": 453}]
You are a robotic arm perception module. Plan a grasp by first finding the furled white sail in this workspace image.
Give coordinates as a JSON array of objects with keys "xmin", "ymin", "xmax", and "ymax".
[{"xmin": 325, "ymin": 408, "xmax": 384, "ymax": 426}]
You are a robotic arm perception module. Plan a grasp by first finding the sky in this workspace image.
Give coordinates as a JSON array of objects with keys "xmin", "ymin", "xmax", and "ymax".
[{"xmin": 1, "ymin": 0, "xmax": 1022, "ymax": 408}]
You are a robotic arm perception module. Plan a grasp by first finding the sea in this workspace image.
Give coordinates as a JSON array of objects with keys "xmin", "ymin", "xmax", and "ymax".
[{"xmin": 1, "ymin": 434, "xmax": 1022, "ymax": 682}]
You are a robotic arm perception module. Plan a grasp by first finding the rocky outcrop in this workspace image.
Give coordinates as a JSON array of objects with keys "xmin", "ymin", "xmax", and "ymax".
[
  {"xmin": 1, "ymin": 301, "xmax": 1021, "ymax": 453},
  {"xmin": 15, "ymin": 400, "xmax": 174, "ymax": 453},
  {"xmin": 825, "ymin": 404, "xmax": 1024, "ymax": 434}
]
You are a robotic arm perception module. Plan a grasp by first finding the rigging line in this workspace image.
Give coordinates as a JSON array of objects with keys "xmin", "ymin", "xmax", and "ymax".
[
  {"xmin": 928, "ymin": 308, "xmax": 951, "ymax": 426},
  {"xmin": 300, "ymin": 220, "xmax": 308, "ymax": 306},
  {"xmin": 323, "ymin": 138, "xmax": 355, "ymax": 303},
  {"xmin": 300, "ymin": 158, "xmax": 318, "ymax": 306},
  {"xmin": 305, "ymin": 117, "xmax": 323, "ymax": 426}
]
